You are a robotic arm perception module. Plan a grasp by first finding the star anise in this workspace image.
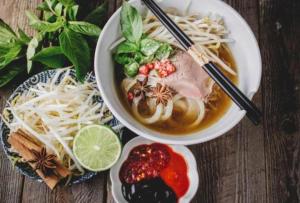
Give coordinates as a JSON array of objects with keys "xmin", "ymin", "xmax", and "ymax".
[
  {"xmin": 132, "ymin": 77, "xmax": 151, "ymax": 100},
  {"xmin": 28, "ymin": 147, "xmax": 57, "ymax": 177},
  {"xmin": 150, "ymin": 83, "xmax": 175, "ymax": 106}
]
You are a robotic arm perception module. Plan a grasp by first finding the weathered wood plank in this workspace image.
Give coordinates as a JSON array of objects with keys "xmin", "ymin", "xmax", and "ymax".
[
  {"xmin": 259, "ymin": 0, "xmax": 300, "ymax": 202},
  {"xmin": 0, "ymin": 0, "xmax": 42, "ymax": 202}
]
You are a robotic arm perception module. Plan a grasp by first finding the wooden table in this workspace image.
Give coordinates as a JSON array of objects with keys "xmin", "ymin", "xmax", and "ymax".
[{"xmin": 0, "ymin": 0, "xmax": 299, "ymax": 202}]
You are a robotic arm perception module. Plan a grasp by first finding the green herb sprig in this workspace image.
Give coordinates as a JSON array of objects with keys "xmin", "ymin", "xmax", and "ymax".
[
  {"xmin": 0, "ymin": 0, "xmax": 107, "ymax": 87},
  {"xmin": 114, "ymin": 2, "xmax": 173, "ymax": 77}
]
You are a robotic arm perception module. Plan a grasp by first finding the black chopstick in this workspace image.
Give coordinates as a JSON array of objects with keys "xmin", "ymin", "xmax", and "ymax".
[{"xmin": 142, "ymin": 0, "xmax": 262, "ymax": 125}]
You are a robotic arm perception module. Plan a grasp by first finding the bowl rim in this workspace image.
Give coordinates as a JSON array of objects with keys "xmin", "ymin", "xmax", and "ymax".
[
  {"xmin": 109, "ymin": 136, "xmax": 199, "ymax": 203},
  {"xmin": 94, "ymin": 0, "xmax": 262, "ymax": 145}
]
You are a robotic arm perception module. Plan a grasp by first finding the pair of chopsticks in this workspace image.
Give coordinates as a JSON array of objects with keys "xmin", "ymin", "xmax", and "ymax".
[{"xmin": 141, "ymin": 0, "xmax": 262, "ymax": 125}]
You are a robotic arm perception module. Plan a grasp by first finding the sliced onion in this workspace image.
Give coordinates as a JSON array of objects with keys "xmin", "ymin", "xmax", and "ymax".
[
  {"xmin": 132, "ymin": 97, "xmax": 163, "ymax": 124},
  {"xmin": 160, "ymin": 100, "xmax": 173, "ymax": 121},
  {"xmin": 186, "ymin": 99, "xmax": 206, "ymax": 128}
]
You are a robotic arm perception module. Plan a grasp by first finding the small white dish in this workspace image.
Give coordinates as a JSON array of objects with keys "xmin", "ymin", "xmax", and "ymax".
[
  {"xmin": 110, "ymin": 136, "xmax": 199, "ymax": 203},
  {"xmin": 95, "ymin": 0, "xmax": 262, "ymax": 145}
]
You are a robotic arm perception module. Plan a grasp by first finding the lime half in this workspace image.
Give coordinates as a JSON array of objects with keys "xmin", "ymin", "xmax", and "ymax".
[{"xmin": 73, "ymin": 125, "xmax": 122, "ymax": 172}]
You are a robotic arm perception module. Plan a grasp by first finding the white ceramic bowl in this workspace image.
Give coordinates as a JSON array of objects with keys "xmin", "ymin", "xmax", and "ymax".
[
  {"xmin": 110, "ymin": 136, "xmax": 199, "ymax": 203},
  {"xmin": 95, "ymin": 0, "xmax": 262, "ymax": 145}
]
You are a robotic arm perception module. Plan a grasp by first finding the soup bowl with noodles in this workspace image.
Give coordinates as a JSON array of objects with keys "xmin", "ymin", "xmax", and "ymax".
[{"xmin": 94, "ymin": 0, "xmax": 261, "ymax": 145}]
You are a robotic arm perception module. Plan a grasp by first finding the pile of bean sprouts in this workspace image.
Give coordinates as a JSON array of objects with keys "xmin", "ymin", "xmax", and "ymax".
[{"xmin": 1, "ymin": 68, "xmax": 120, "ymax": 174}]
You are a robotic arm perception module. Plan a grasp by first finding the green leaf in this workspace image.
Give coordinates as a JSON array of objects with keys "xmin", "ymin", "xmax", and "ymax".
[
  {"xmin": 0, "ymin": 44, "xmax": 22, "ymax": 69},
  {"xmin": 17, "ymin": 29, "xmax": 31, "ymax": 44},
  {"xmin": 26, "ymin": 11, "xmax": 64, "ymax": 32},
  {"xmin": 114, "ymin": 54, "xmax": 134, "ymax": 65},
  {"xmin": 54, "ymin": 3, "xmax": 63, "ymax": 16},
  {"xmin": 84, "ymin": 2, "xmax": 107, "ymax": 26},
  {"xmin": 26, "ymin": 36, "xmax": 40, "ymax": 73},
  {"xmin": 59, "ymin": 28, "xmax": 90, "ymax": 81},
  {"xmin": 124, "ymin": 62, "xmax": 139, "ymax": 77},
  {"xmin": 120, "ymin": 2, "xmax": 143, "ymax": 43},
  {"xmin": 155, "ymin": 43, "xmax": 173, "ymax": 60},
  {"xmin": 58, "ymin": 0, "xmax": 75, "ymax": 7},
  {"xmin": 37, "ymin": 2, "xmax": 51, "ymax": 11},
  {"xmin": 0, "ymin": 19, "xmax": 17, "ymax": 45},
  {"xmin": 68, "ymin": 21, "xmax": 101, "ymax": 37},
  {"xmin": 140, "ymin": 38, "xmax": 160, "ymax": 56},
  {"xmin": 116, "ymin": 41, "xmax": 139, "ymax": 54},
  {"xmin": 68, "ymin": 5, "xmax": 79, "ymax": 21},
  {"xmin": 0, "ymin": 60, "xmax": 25, "ymax": 87},
  {"xmin": 31, "ymin": 46, "xmax": 68, "ymax": 68}
]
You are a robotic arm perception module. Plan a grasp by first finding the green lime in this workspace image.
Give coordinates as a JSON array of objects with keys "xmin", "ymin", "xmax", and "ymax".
[{"xmin": 73, "ymin": 125, "xmax": 122, "ymax": 171}]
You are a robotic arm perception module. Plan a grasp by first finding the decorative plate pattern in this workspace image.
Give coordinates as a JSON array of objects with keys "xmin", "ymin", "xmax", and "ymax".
[{"xmin": 0, "ymin": 69, "xmax": 122, "ymax": 185}]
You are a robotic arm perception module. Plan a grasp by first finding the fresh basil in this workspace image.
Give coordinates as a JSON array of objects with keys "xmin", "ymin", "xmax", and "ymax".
[
  {"xmin": 0, "ymin": 19, "xmax": 17, "ymax": 45},
  {"xmin": 124, "ymin": 62, "xmax": 139, "ymax": 77},
  {"xmin": 31, "ymin": 46, "xmax": 67, "ymax": 68},
  {"xmin": 120, "ymin": 2, "xmax": 143, "ymax": 43},
  {"xmin": 155, "ymin": 43, "xmax": 173, "ymax": 60},
  {"xmin": 54, "ymin": 3, "xmax": 63, "ymax": 16},
  {"xmin": 140, "ymin": 38, "xmax": 160, "ymax": 56},
  {"xmin": 0, "ymin": 60, "xmax": 25, "ymax": 87},
  {"xmin": 0, "ymin": 44, "xmax": 22, "ymax": 69},
  {"xmin": 114, "ymin": 54, "xmax": 134, "ymax": 65},
  {"xmin": 26, "ymin": 36, "xmax": 40, "ymax": 73},
  {"xmin": 68, "ymin": 5, "xmax": 79, "ymax": 21},
  {"xmin": 26, "ymin": 11, "xmax": 65, "ymax": 33},
  {"xmin": 84, "ymin": 2, "xmax": 107, "ymax": 26},
  {"xmin": 17, "ymin": 29, "xmax": 31, "ymax": 45},
  {"xmin": 68, "ymin": 21, "xmax": 101, "ymax": 37},
  {"xmin": 58, "ymin": 0, "xmax": 75, "ymax": 7},
  {"xmin": 116, "ymin": 41, "xmax": 139, "ymax": 54},
  {"xmin": 37, "ymin": 2, "xmax": 51, "ymax": 11},
  {"xmin": 59, "ymin": 28, "xmax": 90, "ymax": 82}
]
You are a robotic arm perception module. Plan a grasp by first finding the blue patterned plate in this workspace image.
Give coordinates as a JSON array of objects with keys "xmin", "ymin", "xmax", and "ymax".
[{"xmin": 0, "ymin": 69, "xmax": 123, "ymax": 185}]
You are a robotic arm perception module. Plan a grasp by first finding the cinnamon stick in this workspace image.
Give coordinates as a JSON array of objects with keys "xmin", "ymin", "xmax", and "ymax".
[{"xmin": 8, "ymin": 130, "xmax": 71, "ymax": 189}]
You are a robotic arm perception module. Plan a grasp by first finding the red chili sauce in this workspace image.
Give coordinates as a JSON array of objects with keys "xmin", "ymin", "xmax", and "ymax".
[{"xmin": 119, "ymin": 143, "xmax": 189, "ymax": 199}]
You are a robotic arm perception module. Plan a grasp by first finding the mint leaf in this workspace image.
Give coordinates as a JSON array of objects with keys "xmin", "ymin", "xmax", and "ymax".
[
  {"xmin": 0, "ymin": 44, "xmax": 22, "ymax": 69},
  {"xmin": 120, "ymin": 2, "xmax": 143, "ymax": 43},
  {"xmin": 124, "ymin": 62, "xmax": 139, "ymax": 77},
  {"xmin": 58, "ymin": 0, "xmax": 75, "ymax": 7},
  {"xmin": 0, "ymin": 59, "xmax": 25, "ymax": 87},
  {"xmin": 84, "ymin": 2, "xmax": 107, "ymax": 26},
  {"xmin": 59, "ymin": 28, "xmax": 90, "ymax": 82},
  {"xmin": 155, "ymin": 43, "xmax": 173, "ymax": 60},
  {"xmin": 31, "ymin": 46, "xmax": 68, "ymax": 68},
  {"xmin": 54, "ymin": 3, "xmax": 63, "ymax": 16},
  {"xmin": 26, "ymin": 36, "xmax": 40, "ymax": 73},
  {"xmin": 68, "ymin": 21, "xmax": 101, "ymax": 37}
]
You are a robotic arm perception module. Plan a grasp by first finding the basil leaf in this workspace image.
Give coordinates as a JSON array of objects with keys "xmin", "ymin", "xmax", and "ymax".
[
  {"xmin": 114, "ymin": 54, "xmax": 134, "ymax": 65},
  {"xmin": 140, "ymin": 38, "xmax": 160, "ymax": 56},
  {"xmin": 68, "ymin": 21, "xmax": 101, "ymax": 37},
  {"xmin": 59, "ymin": 28, "xmax": 90, "ymax": 82},
  {"xmin": 26, "ymin": 36, "xmax": 40, "ymax": 73},
  {"xmin": 58, "ymin": 0, "xmax": 75, "ymax": 7},
  {"xmin": 124, "ymin": 62, "xmax": 139, "ymax": 77},
  {"xmin": 0, "ymin": 60, "xmax": 25, "ymax": 87},
  {"xmin": 0, "ymin": 44, "xmax": 22, "ymax": 69},
  {"xmin": 116, "ymin": 41, "xmax": 139, "ymax": 54},
  {"xmin": 31, "ymin": 46, "xmax": 68, "ymax": 68},
  {"xmin": 26, "ymin": 11, "xmax": 64, "ymax": 32},
  {"xmin": 17, "ymin": 29, "xmax": 31, "ymax": 44},
  {"xmin": 68, "ymin": 5, "xmax": 79, "ymax": 21},
  {"xmin": 84, "ymin": 2, "xmax": 107, "ymax": 26},
  {"xmin": 0, "ymin": 19, "xmax": 17, "ymax": 45},
  {"xmin": 120, "ymin": 2, "xmax": 143, "ymax": 43},
  {"xmin": 37, "ymin": 2, "xmax": 51, "ymax": 11},
  {"xmin": 155, "ymin": 43, "xmax": 173, "ymax": 60},
  {"xmin": 54, "ymin": 3, "xmax": 63, "ymax": 16}
]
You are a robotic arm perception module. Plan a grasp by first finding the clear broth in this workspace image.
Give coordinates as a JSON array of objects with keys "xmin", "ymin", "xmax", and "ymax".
[{"xmin": 115, "ymin": 45, "xmax": 238, "ymax": 135}]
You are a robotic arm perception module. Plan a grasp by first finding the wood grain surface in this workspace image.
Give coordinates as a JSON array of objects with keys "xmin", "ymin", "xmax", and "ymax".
[{"xmin": 0, "ymin": 0, "xmax": 299, "ymax": 203}]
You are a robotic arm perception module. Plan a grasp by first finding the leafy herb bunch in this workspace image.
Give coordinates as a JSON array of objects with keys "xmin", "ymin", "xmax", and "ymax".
[
  {"xmin": 0, "ymin": 0, "xmax": 107, "ymax": 87},
  {"xmin": 114, "ymin": 2, "xmax": 173, "ymax": 77}
]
